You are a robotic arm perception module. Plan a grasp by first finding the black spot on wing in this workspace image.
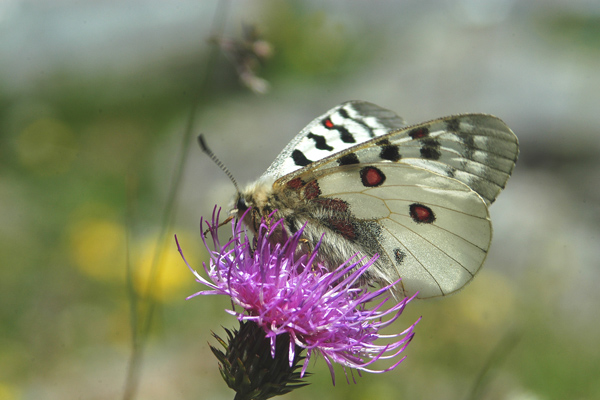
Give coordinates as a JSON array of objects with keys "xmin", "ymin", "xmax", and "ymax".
[
  {"xmin": 307, "ymin": 133, "xmax": 334, "ymax": 151},
  {"xmin": 338, "ymin": 126, "xmax": 356, "ymax": 143},
  {"xmin": 420, "ymin": 138, "xmax": 441, "ymax": 160},
  {"xmin": 292, "ymin": 149, "xmax": 313, "ymax": 167},
  {"xmin": 378, "ymin": 139, "xmax": 401, "ymax": 162},
  {"xmin": 393, "ymin": 248, "xmax": 406, "ymax": 265},
  {"xmin": 337, "ymin": 153, "xmax": 360, "ymax": 165},
  {"xmin": 338, "ymin": 107, "xmax": 350, "ymax": 119},
  {"xmin": 446, "ymin": 118, "xmax": 460, "ymax": 132}
]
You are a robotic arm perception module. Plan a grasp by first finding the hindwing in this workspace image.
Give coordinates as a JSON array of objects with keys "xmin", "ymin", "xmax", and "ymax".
[{"xmin": 274, "ymin": 162, "xmax": 491, "ymax": 298}]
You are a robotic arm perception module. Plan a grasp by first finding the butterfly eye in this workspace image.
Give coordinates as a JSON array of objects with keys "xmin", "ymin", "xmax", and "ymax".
[{"xmin": 236, "ymin": 196, "xmax": 249, "ymax": 212}]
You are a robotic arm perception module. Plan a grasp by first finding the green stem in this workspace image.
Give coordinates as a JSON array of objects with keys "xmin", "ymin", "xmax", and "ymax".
[{"xmin": 121, "ymin": 2, "xmax": 231, "ymax": 399}]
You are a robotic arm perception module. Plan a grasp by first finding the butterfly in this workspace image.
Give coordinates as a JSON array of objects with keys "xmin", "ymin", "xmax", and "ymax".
[{"xmin": 232, "ymin": 101, "xmax": 518, "ymax": 299}]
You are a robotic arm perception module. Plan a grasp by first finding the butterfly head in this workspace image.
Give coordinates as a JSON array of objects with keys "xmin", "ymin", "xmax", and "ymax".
[{"xmin": 231, "ymin": 179, "xmax": 276, "ymax": 233}]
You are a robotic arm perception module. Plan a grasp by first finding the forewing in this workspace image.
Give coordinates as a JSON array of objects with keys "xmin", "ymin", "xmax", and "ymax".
[
  {"xmin": 262, "ymin": 101, "xmax": 407, "ymax": 180},
  {"xmin": 278, "ymin": 114, "xmax": 518, "ymax": 205}
]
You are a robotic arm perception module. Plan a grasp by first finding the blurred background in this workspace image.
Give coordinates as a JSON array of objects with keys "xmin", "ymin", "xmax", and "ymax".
[{"xmin": 1, "ymin": 0, "xmax": 599, "ymax": 399}]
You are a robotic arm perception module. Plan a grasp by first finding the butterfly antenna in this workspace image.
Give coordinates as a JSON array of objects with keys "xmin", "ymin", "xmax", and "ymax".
[{"xmin": 197, "ymin": 134, "xmax": 240, "ymax": 194}]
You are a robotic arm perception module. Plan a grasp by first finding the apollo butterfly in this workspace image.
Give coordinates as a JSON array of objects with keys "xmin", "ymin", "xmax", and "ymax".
[{"xmin": 232, "ymin": 101, "xmax": 519, "ymax": 299}]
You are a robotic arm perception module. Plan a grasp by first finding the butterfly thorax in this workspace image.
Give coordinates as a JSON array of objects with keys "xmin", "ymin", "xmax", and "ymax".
[
  {"xmin": 234, "ymin": 177, "xmax": 288, "ymax": 232},
  {"xmin": 233, "ymin": 178, "xmax": 312, "ymax": 265}
]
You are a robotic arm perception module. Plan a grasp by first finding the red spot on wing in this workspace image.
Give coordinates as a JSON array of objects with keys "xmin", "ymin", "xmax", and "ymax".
[
  {"xmin": 409, "ymin": 203, "xmax": 436, "ymax": 224},
  {"xmin": 303, "ymin": 180, "xmax": 321, "ymax": 200},
  {"xmin": 409, "ymin": 127, "xmax": 429, "ymax": 139},
  {"xmin": 313, "ymin": 198, "xmax": 349, "ymax": 212},
  {"xmin": 324, "ymin": 119, "xmax": 334, "ymax": 129},
  {"xmin": 360, "ymin": 167, "xmax": 386, "ymax": 187},
  {"xmin": 287, "ymin": 177, "xmax": 305, "ymax": 189},
  {"xmin": 328, "ymin": 218, "xmax": 356, "ymax": 240}
]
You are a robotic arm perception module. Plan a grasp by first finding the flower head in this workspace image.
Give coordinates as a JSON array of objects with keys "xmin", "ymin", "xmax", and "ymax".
[{"xmin": 177, "ymin": 207, "xmax": 419, "ymax": 390}]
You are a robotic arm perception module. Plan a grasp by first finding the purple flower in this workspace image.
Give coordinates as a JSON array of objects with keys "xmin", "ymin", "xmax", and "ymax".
[{"xmin": 177, "ymin": 207, "xmax": 419, "ymax": 385}]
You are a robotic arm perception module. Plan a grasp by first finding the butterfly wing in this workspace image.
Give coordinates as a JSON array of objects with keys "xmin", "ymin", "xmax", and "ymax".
[
  {"xmin": 262, "ymin": 101, "xmax": 408, "ymax": 180},
  {"xmin": 289, "ymin": 163, "xmax": 491, "ymax": 299},
  {"xmin": 279, "ymin": 113, "xmax": 519, "ymax": 205},
  {"xmin": 271, "ymin": 113, "xmax": 518, "ymax": 299}
]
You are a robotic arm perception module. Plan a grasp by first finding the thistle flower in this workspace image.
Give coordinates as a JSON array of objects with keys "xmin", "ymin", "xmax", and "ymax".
[{"xmin": 176, "ymin": 207, "xmax": 419, "ymax": 397}]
